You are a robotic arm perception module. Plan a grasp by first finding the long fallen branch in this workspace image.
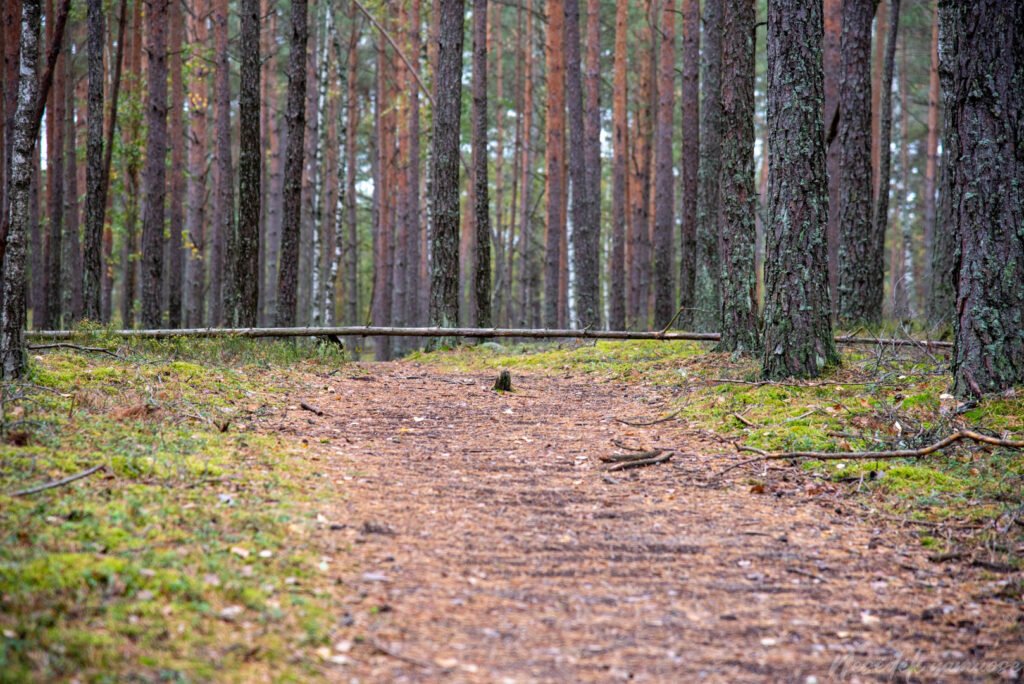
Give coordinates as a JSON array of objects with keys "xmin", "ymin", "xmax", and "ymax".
[
  {"xmin": 28, "ymin": 343, "xmax": 120, "ymax": 358},
  {"xmin": 25, "ymin": 325, "xmax": 953, "ymax": 348},
  {"xmin": 10, "ymin": 464, "xmax": 106, "ymax": 497},
  {"xmin": 710, "ymin": 430, "xmax": 1024, "ymax": 481}
]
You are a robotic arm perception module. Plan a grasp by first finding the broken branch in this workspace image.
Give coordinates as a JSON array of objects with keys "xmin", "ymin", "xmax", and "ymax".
[{"xmin": 10, "ymin": 464, "xmax": 106, "ymax": 497}]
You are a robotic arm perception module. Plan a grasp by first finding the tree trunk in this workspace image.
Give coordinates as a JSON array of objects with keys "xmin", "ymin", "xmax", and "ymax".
[
  {"xmin": 167, "ymin": 0, "xmax": 186, "ymax": 328},
  {"xmin": 608, "ymin": 0, "xmax": 627, "ymax": 331},
  {"xmin": 717, "ymin": 0, "xmax": 759, "ymax": 353},
  {"xmin": 42, "ymin": 1, "xmax": 64, "ymax": 330},
  {"xmin": 942, "ymin": 0, "xmax": 1024, "ymax": 397},
  {"xmin": 185, "ymin": 0, "xmax": 209, "ymax": 328},
  {"xmin": 891, "ymin": 30, "xmax": 912, "ymax": 321},
  {"xmin": 872, "ymin": 0, "xmax": 899, "ymax": 320},
  {"xmin": 543, "ymin": 0, "xmax": 565, "ymax": 329},
  {"xmin": 823, "ymin": 0, "xmax": 841, "ymax": 309},
  {"xmin": 921, "ymin": 0, "xmax": 940, "ymax": 325},
  {"xmin": 1, "ymin": 0, "xmax": 21, "ymax": 231},
  {"xmin": 693, "ymin": 0, "xmax": 722, "ymax": 332},
  {"xmin": 120, "ymin": 1, "xmax": 142, "ymax": 327},
  {"xmin": 678, "ymin": 0, "xmax": 699, "ymax": 329},
  {"xmin": 836, "ymin": 0, "xmax": 880, "ymax": 326},
  {"xmin": 100, "ymin": 0, "xmax": 128, "ymax": 324},
  {"xmin": 652, "ymin": 0, "xmax": 676, "ymax": 328},
  {"xmin": 407, "ymin": 0, "xmax": 423, "ymax": 326},
  {"xmin": 309, "ymin": 2, "xmax": 329, "ymax": 326},
  {"xmin": 1, "ymin": 0, "xmax": 38, "ymax": 379},
  {"xmin": 208, "ymin": 0, "xmax": 233, "ymax": 325},
  {"xmin": 325, "ymin": 12, "xmax": 348, "ymax": 327},
  {"xmin": 429, "ymin": 0, "xmax": 465, "ymax": 339},
  {"xmin": 140, "ymin": 0, "xmax": 169, "ymax": 328},
  {"xmin": 471, "ymin": 0, "xmax": 492, "ymax": 328},
  {"xmin": 345, "ymin": 4, "xmax": 359, "ymax": 326},
  {"xmin": 628, "ymin": 3, "xmax": 654, "ymax": 330},
  {"xmin": 517, "ymin": 0, "xmax": 536, "ymax": 329},
  {"xmin": 762, "ymin": 0, "xmax": 838, "ymax": 380},
  {"xmin": 234, "ymin": 0, "xmax": 260, "ymax": 327},
  {"xmin": 62, "ymin": 55, "xmax": 80, "ymax": 322},
  {"xmin": 275, "ymin": 0, "xmax": 308, "ymax": 326},
  {"xmin": 82, "ymin": 0, "xmax": 103, "ymax": 321}
]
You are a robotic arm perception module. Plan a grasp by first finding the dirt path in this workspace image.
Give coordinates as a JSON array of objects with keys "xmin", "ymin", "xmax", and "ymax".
[{"xmin": 268, "ymin": 362, "xmax": 1022, "ymax": 683}]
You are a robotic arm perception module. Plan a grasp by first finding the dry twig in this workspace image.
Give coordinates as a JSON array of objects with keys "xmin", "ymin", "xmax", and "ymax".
[
  {"xmin": 10, "ymin": 464, "xmax": 106, "ymax": 497},
  {"xmin": 614, "ymin": 409, "xmax": 682, "ymax": 427},
  {"xmin": 711, "ymin": 430, "xmax": 1024, "ymax": 481}
]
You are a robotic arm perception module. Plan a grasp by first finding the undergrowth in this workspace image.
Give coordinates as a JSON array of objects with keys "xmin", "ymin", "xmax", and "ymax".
[{"xmin": 0, "ymin": 339, "xmax": 349, "ymax": 682}]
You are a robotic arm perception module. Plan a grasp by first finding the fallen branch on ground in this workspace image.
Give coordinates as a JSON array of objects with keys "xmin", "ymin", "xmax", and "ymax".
[
  {"xmin": 600, "ymin": 449, "xmax": 663, "ymax": 463},
  {"xmin": 300, "ymin": 402, "xmax": 325, "ymax": 416},
  {"xmin": 615, "ymin": 409, "xmax": 682, "ymax": 427},
  {"xmin": 27, "ymin": 343, "xmax": 121, "ymax": 358},
  {"xmin": 710, "ymin": 430, "xmax": 1024, "ymax": 481},
  {"xmin": 604, "ymin": 450, "xmax": 673, "ymax": 472},
  {"xmin": 10, "ymin": 464, "xmax": 106, "ymax": 497}
]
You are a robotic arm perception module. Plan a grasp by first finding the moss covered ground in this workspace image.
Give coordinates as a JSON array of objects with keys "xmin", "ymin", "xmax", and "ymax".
[{"xmin": 1, "ymin": 335, "xmax": 1021, "ymax": 680}]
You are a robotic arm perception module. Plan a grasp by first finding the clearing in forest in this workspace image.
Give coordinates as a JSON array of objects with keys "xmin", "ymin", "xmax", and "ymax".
[{"xmin": 1, "ymin": 339, "xmax": 1021, "ymax": 682}]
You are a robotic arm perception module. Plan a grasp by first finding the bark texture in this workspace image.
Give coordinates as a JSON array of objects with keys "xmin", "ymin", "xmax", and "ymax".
[
  {"xmin": 1, "ymin": 0, "xmax": 38, "ymax": 379},
  {"xmin": 940, "ymin": 0, "xmax": 1024, "ymax": 397},
  {"xmin": 652, "ymin": 0, "xmax": 676, "ymax": 328},
  {"xmin": 235, "ymin": 0, "xmax": 260, "ymax": 326},
  {"xmin": 836, "ymin": 0, "xmax": 881, "ymax": 325},
  {"xmin": 210, "ymin": 0, "xmax": 233, "ymax": 325},
  {"xmin": 81, "ymin": 0, "xmax": 103, "ymax": 321},
  {"xmin": 429, "ymin": 0, "xmax": 465, "ymax": 336},
  {"xmin": 472, "ymin": 0, "xmax": 491, "ymax": 328},
  {"xmin": 762, "ymin": 0, "xmax": 838, "ymax": 379},
  {"xmin": 608, "ymin": 0, "xmax": 627, "ymax": 331},
  {"xmin": 717, "ymin": 0, "xmax": 759, "ymax": 353},
  {"xmin": 543, "ymin": 0, "xmax": 565, "ymax": 329},
  {"xmin": 693, "ymin": 0, "xmax": 722, "ymax": 332},
  {"xmin": 167, "ymin": 0, "xmax": 186, "ymax": 328},
  {"xmin": 141, "ymin": 0, "xmax": 170, "ymax": 328},
  {"xmin": 276, "ymin": 0, "xmax": 308, "ymax": 326},
  {"xmin": 678, "ymin": 0, "xmax": 699, "ymax": 328},
  {"xmin": 872, "ymin": 0, "xmax": 900, "ymax": 319}
]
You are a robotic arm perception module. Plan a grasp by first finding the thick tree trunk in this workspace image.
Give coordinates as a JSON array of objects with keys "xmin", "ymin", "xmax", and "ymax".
[
  {"xmin": 120, "ymin": 1, "xmax": 142, "ymax": 328},
  {"xmin": 872, "ymin": 0, "xmax": 899, "ymax": 320},
  {"xmin": 762, "ymin": 0, "xmax": 838, "ymax": 380},
  {"xmin": 261, "ymin": 0, "xmax": 280, "ymax": 324},
  {"xmin": 942, "ymin": 0, "xmax": 1024, "ymax": 397},
  {"xmin": 580, "ymin": 0, "xmax": 600, "ymax": 329},
  {"xmin": 276, "ymin": 0, "xmax": 309, "ymax": 326},
  {"xmin": 652, "ymin": 0, "xmax": 676, "ymax": 328},
  {"xmin": 628, "ymin": 4, "xmax": 654, "ymax": 330},
  {"xmin": 81, "ymin": 0, "xmax": 103, "ymax": 321},
  {"xmin": 429, "ymin": 0, "xmax": 465, "ymax": 339},
  {"xmin": 472, "ymin": 0, "xmax": 492, "ymax": 328},
  {"xmin": 608, "ymin": 0, "xmax": 627, "ymax": 331},
  {"xmin": 1, "ymin": 0, "xmax": 38, "ymax": 379},
  {"xmin": 167, "ymin": 0, "xmax": 186, "ymax": 328},
  {"xmin": 717, "ymin": 0, "xmax": 759, "ymax": 354},
  {"xmin": 140, "ymin": 0, "xmax": 169, "ymax": 328},
  {"xmin": 1, "ymin": 0, "xmax": 20, "ymax": 231},
  {"xmin": 836, "ymin": 0, "xmax": 880, "ymax": 326},
  {"xmin": 234, "ymin": 0, "xmax": 260, "ymax": 327},
  {"xmin": 693, "ymin": 0, "xmax": 722, "ymax": 332},
  {"xmin": 209, "ymin": 0, "xmax": 233, "ymax": 325},
  {"xmin": 823, "ymin": 0, "xmax": 841, "ymax": 310},
  {"xmin": 678, "ymin": 0, "xmax": 699, "ymax": 329},
  {"xmin": 543, "ymin": 0, "xmax": 565, "ymax": 329}
]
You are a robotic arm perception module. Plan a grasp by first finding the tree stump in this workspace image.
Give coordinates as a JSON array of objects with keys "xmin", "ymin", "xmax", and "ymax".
[{"xmin": 493, "ymin": 370, "xmax": 512, "ymax": 392}]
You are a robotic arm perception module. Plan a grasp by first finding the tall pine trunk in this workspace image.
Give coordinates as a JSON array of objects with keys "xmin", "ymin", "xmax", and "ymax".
[
  {"xmin": 762, "ymin": 0, "xmax": 837, "ymax": 379},
  {"xmin": 543, "ymin": 0, "xmax": 565, "ymax": 329},
  {"xmin": 276, "ymin": 0, "xmax": 309, "ymax": 326},
  {"xmin": 185, "ymin": 0, "xmax": 210, "ymax": 328},
  {"xmin": 921, "ymin": 0, "xmax": 941, "ymax": 325},
  {"xmin": 872, "ymin": 0, "xmax": 899, "ymax": 320},
  {"xmin": 678, "ymin": 0, "xmax": 699, "ymax": 329},
  {"xmin": 472, "ymin": 0, "xmax": 491, "ymax": 328},
  {"xmin": 167, "ymin": 0, "xmax": 186, "ymax": 328},
  {"xmin": 942, "ymin": 0, "xmax": 1024, "ymax": 397},
  {"xmin": 209, "ymin": 0, "xmax": 233, "ymax": 325},
  {"xmin": 235, "ymin": 0, "xmax": 260, "ymax": 326},
  {"xmin": 140, "ymin": 0, "xmax": 169, "ymax": 328},
  {"xmin": 717, "ymin": 0, "xmax": 759, "ymax": 353},
  {"xmin": 608, "ymin": 0, "xmax": 627, "ymax": 331},
  {"xmin": 0, "ymin": 0, "xmax": 38, "ymax": 378},
  {"xmin": 836, "ymin": 0, "xmax": 880, "ymax": 325},
  {"xmin": 429, "ymin": 0, "xmax": 465, "ymax": 339},
  {"xmin": 652, "ymin": 0, "xmax": 676, "ymax": 328},
  {"xmin": 693, "ymin": 0, "xmax": 722, "ymax": 332},
  {"xmin": 81, "ymin": 0, "xmax": 103, "ymax": 321},
  {"xmin": 42, "ymin": 5, "xmax": 64, "ymax": 330}
]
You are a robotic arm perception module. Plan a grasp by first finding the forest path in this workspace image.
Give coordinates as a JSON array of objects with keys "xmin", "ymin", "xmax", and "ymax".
[{"xmin": 269, "ymin": 361, "xmax": 1021, "ymax": 683}]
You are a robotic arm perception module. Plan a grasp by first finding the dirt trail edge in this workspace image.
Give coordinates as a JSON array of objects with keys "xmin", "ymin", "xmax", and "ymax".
[{"xmin": 266, "ymin": 362, "xmax": 1022, "ymax": 683}]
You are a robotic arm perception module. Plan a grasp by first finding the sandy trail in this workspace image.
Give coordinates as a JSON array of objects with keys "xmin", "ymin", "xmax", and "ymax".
[{"xmin": 267, "ymin": 362, "xmax": 1022, "ymax": 683}]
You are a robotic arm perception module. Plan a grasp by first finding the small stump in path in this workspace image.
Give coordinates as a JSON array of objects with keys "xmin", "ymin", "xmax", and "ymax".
[{"xmin": 493, "ymin": 370, "xmax": 512, "ymax": 392}]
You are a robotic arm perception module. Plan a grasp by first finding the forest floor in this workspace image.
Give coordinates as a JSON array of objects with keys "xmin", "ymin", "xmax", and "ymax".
[{"xmin": 1, "ymin": 337, "xmax": 1022, "ymax": 682}]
